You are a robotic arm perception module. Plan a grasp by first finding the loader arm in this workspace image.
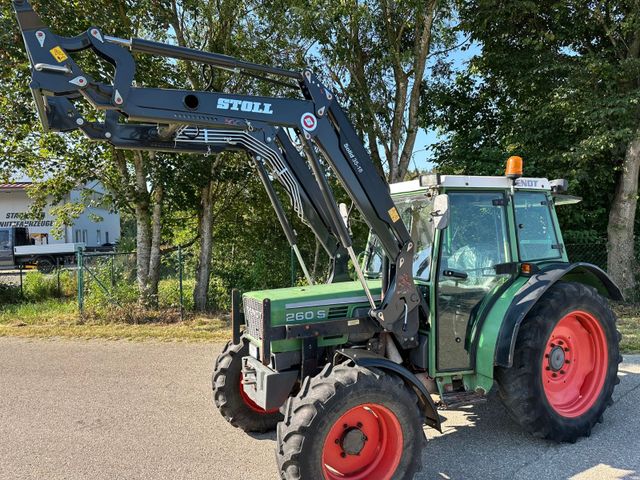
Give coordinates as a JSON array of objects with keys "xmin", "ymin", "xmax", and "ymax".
[{"xmin": 13, "ymin": 0, "xmax": 424, "ymax": 347}]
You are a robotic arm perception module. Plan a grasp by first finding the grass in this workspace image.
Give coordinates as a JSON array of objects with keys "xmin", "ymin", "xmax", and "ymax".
[
  {"xmin": 0, "ymin": 299, "xmax": 639, "ymax": 353},
  {"xmin": 614, "ymin": 304, "xmax": 640, "ymax": 354},
  {"xmin": 0, "ymin": 299, "xmax": 232, "ymax": 342}
]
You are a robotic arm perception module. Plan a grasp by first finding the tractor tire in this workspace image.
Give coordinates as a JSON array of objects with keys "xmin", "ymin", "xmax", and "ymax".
[
  {"xmin": 276, "ymin": 362, "xmax": 424, "ymax": 480},
  {"xmin": 212, "ymin": 339, "xmax": 282, "ymax": 432},
  {"xmin": 496, "ymin": 281, "xmax": 621, "ymax": 443}
]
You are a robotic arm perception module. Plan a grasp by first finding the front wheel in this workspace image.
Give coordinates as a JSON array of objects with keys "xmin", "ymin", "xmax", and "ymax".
[
  {"xmin": 212, "ymin": 339, "xmax": 282, "ymax": 432},
  {"xmin": 496, "ymin": 282, "xmax": 621, "ymax": 442},
  {"xmin": 277, "ymin": 362, "xmax": 424, "ymax": 480}
]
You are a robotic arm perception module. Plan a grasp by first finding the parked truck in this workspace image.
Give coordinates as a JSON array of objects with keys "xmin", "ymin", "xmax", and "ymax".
[{"xmin": 0, "ymin": 226, "xmax": 84, "ymax": 272}]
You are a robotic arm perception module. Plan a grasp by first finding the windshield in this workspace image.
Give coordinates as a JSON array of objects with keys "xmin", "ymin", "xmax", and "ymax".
[{"xmin": 364, "ymin": 195, "xmax": 435, "ymax": 282}]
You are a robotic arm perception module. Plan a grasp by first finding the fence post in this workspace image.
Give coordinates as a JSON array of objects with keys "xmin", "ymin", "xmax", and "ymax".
[
  {"xmin": 178, "ymin": 246, "xmax": 184, "ymax": 321},
  {"xmin": 18, "ymin": 263, "xmax": 23, "ymax": 297},
  {"xmin": 56, "ymin": 257, "xmax": 61, "ymax": 298},
  {"xmin": 111, "ymin": 254, "xmax": 115, "ymax": 287},
  {"xmin": 76, "ymin": 247, "xmax": 84, "ymax": 313}
]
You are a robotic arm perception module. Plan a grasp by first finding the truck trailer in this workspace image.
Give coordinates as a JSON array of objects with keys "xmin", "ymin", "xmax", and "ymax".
[{"xmin": 0, "ymin": 226, "xmax": 84, "ymax": 272}]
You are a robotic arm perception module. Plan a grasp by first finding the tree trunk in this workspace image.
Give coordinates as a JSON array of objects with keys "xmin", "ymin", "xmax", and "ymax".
[
  {"xmin": 148, "ymin": 182, "xmax": 164, "ymax": 305},
  {"xmin": 380, "ymin": 1, "xmax": 438, "ymax": 183},
  {"xmin": 193, "ymin": 170, "xmax": 217, "ymax": 312},
  {"xmin": 396, "ymin": 1, "xmax": 437, "ymax": 182},
  {"xmin": 607, "ymin": 126, "xmax": 640, "ymax": 298},
  {"xmin": 133, "ymin": 152, "xmax": 152, "ymax": 307},
  {"xmin": 311, "ymin": 238, "xmax": 321, "ymax": 282}
]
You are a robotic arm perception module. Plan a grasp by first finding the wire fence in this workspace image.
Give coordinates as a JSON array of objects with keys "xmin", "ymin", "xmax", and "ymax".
[
  {"xmin": 0, "ymin": 241, "xmax": 637, "ymax": 311},
  {"xmin": 0, "ymin": 248, "xmax": 190, "ymax": 321},
  {"xmin": 0, "ymin": 263, "xmax": 73, "ymax": 302},
  {"xmin": 565, "ymin": 242, "xmax": 609, "ymax": 270},
  {"xmin": 77, "ymin": 248, "xmax": 187, "ymax": 321}
]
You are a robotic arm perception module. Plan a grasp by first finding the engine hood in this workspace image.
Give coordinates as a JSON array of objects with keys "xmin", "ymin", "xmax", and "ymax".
[{"xmin": 243, "ymin": 279, "xmax": 382, "ymax": 328}]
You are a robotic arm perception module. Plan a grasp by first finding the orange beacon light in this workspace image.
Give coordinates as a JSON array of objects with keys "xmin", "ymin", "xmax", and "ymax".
[{"xmin": 506, "ymin": 156, "xmax": 523, "ymax": 179}]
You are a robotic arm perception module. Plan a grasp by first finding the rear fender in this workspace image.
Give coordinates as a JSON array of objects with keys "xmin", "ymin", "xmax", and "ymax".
[
  {"xmin": 334, "ymin": 348, "xmax": 442, "ymax": 431},
  {"xmin": 494, "ymin": 262, "xmax": 622, "ymax": 368}
]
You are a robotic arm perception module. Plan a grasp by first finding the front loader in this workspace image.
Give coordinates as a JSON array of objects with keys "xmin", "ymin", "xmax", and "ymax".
[{"xmin": 13, "ymin": 2, "xmax": 623, "ymax": 478}]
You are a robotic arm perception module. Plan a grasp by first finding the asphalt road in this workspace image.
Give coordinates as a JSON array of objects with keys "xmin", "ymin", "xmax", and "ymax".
[{"xmin": 0, "ymin": 338, "xmax": 638, "ymax": 480}]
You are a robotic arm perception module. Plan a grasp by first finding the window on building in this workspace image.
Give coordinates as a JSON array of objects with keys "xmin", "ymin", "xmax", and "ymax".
[
  {"xmin": 97, "ymin": 229, "xmax": 101, "ymax": 244},
  {"xmin": 82, "ymin": 230, "xmax": 88, "ymax": 243},
  {"xmin": 105, "ymin": 231, "xmax": 109, "ymax": 244},
  {"xmin": 75, "ymin": 230, "xmax": 81, "ymax": 243},
  {"xmin": 0, "ymin": 230, "xmax": 9, "ymax": 249}
]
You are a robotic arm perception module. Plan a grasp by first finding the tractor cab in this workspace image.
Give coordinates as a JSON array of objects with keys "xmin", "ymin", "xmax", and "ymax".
[{"xmin": 362, "ymin": 172, "xmax": 573, "ymax": 375}]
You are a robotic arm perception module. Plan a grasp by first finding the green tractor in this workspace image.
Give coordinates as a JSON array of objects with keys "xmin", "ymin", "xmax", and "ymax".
[
  {"xmin": 11, "ymin": 4, "xmax": 622, "ymax": 477},
  {"xmin": 214, "ymin": 165, "xmax": 622, "ymax": 479}
]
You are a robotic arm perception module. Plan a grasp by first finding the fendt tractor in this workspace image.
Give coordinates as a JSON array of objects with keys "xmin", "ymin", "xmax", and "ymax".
[{"xmin": 13, "ymin": 2, "xmax": 623, "ymax": 478}]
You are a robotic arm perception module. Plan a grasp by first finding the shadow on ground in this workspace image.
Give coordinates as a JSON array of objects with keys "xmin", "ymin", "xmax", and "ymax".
[
  {"xmin": 420, "ymin": 363, "xmax": 640, "ymax": 480},
  {"xmin": 244, "ymin": 364, "xmax": 640, "ymax": 479}
]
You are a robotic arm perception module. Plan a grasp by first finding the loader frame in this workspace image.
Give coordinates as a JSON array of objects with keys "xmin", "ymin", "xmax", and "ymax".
[{"xmin": 13, "ymin": 0, "xmax": 425, "ymax": 348}]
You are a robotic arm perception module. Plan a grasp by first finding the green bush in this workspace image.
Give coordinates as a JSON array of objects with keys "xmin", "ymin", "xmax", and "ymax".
[
  {"xmin": 22, "ymin": 270, "xmax": 76, "ymax": 301},
  {"xmin": 84, "ymin": 278, "xmax": 138, "ymax": 308},
  {"xmin": 158, "ymin": 278, "xmax": 194, "ymax": 311},
  {"xmin": 208, "ymin": 276, "xmax": 231, "ymax": 311},
  {"xmin": 0, "ymin": 283, "xmax": 22, "ymax": 304}
]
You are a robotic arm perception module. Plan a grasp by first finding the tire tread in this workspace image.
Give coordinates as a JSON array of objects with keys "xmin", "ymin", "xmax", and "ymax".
[{"xmin": 496, "ymin": 282, "xmax": 621, "ymax": 442}]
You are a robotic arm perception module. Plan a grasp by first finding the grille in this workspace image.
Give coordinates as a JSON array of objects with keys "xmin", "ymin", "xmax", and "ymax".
[
  {"xmin": 328, "ymin": 305, "xmax": 349, "ymax": 319},
  {"xmin": 243, "ymin": 296, "xmax": 263, "ymax": 340}
]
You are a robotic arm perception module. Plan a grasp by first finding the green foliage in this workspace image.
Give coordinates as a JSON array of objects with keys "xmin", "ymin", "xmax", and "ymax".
[
  {"xmin": 0, "ymin": 298, "xmax": 77, "ymax": 324},
  {"xmin": 563, "ymin": 230, "xmax": 606, "ymax": 244},
  {"xmin": 423, "ymin": 0, "xmax": 640, "ymax": 238},
  {"xmin": 0, "ymin": 283, "xmax": 22, "ymax": 305},
  {"xmin": 0, "ymin": 270, "xmax": 76, "ymax": 305},
  {"xmin": 207, "ymin": 175, "xmax": 294, "ymax": 307},
  {"xmin": 260, "ymin": 0, "xmax": 454, "ymax": 179},
  {"xmin": 158, "ymin": 279, "xmax": 193, "ymax": 311},
  {"xmin": 23, "ymin": 270, "xmax": 76, "ymax": 301}
]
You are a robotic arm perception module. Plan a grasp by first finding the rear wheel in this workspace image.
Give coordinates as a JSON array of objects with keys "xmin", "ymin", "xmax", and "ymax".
[
  {"xmin": 496, "ymin": 282, "xmax": 621, "ymax": 442},
  {"xmin": 212, "ymin": 339, "xmax": 282, "ymax": 432},
  {"xmin": 277, "ymin": 362, "xmax": 424, "ymax": 480},
  {"xmin": 36, "ymin": 256, "xmax": 55, "ymax": 273}
]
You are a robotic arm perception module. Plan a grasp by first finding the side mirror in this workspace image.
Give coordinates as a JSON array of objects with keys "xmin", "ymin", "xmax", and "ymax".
[
  {"xmin": 550, "ymin": 179, "xmax": 568, "ymax": 193},
  {"xmin": 431, "ymin": 194, "xmax": 450, "ymax": 230}
]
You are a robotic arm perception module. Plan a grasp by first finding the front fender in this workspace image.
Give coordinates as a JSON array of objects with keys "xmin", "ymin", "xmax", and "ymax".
[
  {"xmin": 334, "ymin": 348, "xmax": 442, "ymax": 432},
  {"xmin": 494, "ymin": 262, "xmax": 622, "ymax": 368}
]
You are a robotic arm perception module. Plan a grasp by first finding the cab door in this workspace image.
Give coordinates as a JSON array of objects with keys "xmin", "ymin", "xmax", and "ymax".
[{"xmin": 435, "ymin": 191, "xmax": 510, "ymax": 371}]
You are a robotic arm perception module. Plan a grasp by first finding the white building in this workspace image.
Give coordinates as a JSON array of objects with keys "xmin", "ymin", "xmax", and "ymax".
[{"xmin": 0, "ymin": 177, "xmax": 120, "ymax": 248}]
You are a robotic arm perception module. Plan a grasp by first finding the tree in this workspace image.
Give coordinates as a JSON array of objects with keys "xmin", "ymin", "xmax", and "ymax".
[
  {"xmin": 151, "ymin": 0, "xmax": 303, "ymax": 311},
  {"xmin": 1, "ymin": 0, "xmax": 185, "ymax": 307},
  {"xmin": 261, "ymin": 0, "xmax": 453, "ymax": 182},
  {"xmin": 1, "ymin": 0, "xmax": 316, "ymax": 311},
  {"xmin": 425, "ymin": 0, "xmax": 640, "ymax": 297}
]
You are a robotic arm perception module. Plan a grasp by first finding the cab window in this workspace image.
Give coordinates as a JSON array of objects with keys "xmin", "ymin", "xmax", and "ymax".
[{"xmin": 514, "ymin": 192, "xmax": 561, "ymax": 261}]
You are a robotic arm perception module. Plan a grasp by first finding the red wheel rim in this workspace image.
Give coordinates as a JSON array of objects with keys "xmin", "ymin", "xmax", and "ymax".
[
  {"xmin": 321, "ymin": 403, "xmax": 403, "ymax": 480},
  {"xmin": 238, "ymin": 378, "xmax": 279, "ymax": 414},
  {"xmin": 541, "ymin": 310, "xmax": 608, "ymax": 418}
]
